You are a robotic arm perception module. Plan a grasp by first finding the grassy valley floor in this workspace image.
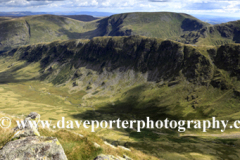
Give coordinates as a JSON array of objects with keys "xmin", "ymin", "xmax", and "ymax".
[{"xmin": 0, "ymin": 80, "xmax": 240, "ymax": 160}]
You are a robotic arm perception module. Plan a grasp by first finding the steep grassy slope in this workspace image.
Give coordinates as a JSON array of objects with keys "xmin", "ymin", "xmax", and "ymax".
[
  {"xmin": 1, "ymin": 36, "xmax": 240, "ymax": 159},
  {"xmin": 0, "ymin": 15, "xmax": 97, "ymax": 51},
  {"xmin": 0, "ymin": 18, "xmax": 30, "ymax": 51},
  {"xmin": 178, "ymin": 20, "xmax": 240, "ymax": 45}
]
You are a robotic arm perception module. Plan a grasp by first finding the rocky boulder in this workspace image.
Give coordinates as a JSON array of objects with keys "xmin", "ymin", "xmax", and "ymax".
[
  {"xmin": 0, "ymin": 136, "xmax": 67, "ymax": 160},
  {"xmin": 94, "ymin": 154, "xmax": 132, "ymax": 160},
  {"xmin": 0, "ymin": 112, "xmax": 68, "ymax": 160},
  {"xmin": 12, "ymin": 112, "xmax": 41, "ymax": 140},
  {"xmin": 94, "ymin": 154, "xmax": 120, "ymax": 160}
]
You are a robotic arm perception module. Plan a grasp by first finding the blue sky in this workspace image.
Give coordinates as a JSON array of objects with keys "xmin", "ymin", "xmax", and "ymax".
[{"xmin": 1, "ymin": 0, "xmax": 240, "ymax": 17}]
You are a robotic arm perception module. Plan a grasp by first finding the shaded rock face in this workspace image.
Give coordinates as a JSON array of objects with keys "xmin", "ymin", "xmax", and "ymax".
[
  {"xmin": 215, "ymin": 44, "xmax": 240, "ymax": 77},
  {"xmin": 75, "ymin": 37, "xmax": 213, "ymax": 84},
  {"xmin": 183, "ymin": 46, "xmax": 214, "ymax": 85},
  {"xmin": 4, "ymin": 36, "xmax": 239, "ymax": 91},
  {"xmin": 181, "ymin": 18, "xmax": 204, "ymax": 31},
  {"xmin": 3, "ymin": 36, "xmax": 221, "ymax": 87},
  {"xmin": 0, "ymin": 136, "xmax": 67, "ymax": 160},
  {"xmin": 0, "ymin": 112, "xmax": 68, "ymax": 160}
]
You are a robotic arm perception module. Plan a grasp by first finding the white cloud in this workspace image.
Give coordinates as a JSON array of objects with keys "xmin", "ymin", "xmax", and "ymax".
[
  {"xmin": 0, "ymin": 0, "xmax": 239, "ymax": 17},
  {"xmin": 0, "ymin": 0, "xmax": 57, "ymax": 7}
]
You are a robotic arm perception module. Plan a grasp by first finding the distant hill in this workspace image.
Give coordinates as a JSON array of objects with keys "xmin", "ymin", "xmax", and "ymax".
[
  {"xmin": 56, "ymin": 11, "xmax": 113, "ymax": 17},
  {"xmin": 97, "ymin": 12, "xmax": 209, "ymax": 39},
  {"xmin": 0, "ymin": 14, "xmax": 96, "ymax": 51},
  {"xmin": 1, "ymin": 12, "xmax": 239, "ymax": 51},
  {"xmin": 0, "ymin": 11, "xmax": 113, "ymax": 17},
  {"xmin": 63, "ymin": 15, "xmax": 99, "ymax": 22},
  {"xmin": 0, "ymin": 12, "xmax": 47, "ymax": 17},
  {"xmin": 0, "ymin": 17, "xmax": 12, "ymax": 22},
  {"xmin": 0, "ymin": 12, "xmax": 209, "ymax": 51},
  {"xmin": 0, "ymin": 12, "xmax": 100, "ymax": 22}
]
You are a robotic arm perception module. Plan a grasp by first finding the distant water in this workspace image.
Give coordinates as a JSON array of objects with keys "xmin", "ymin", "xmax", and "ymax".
[{"xmin": 192, "ymin": 14, "xmax": 240, "ymax": 24}]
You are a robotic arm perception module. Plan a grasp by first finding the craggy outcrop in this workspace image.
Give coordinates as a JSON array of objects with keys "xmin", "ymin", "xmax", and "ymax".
[
  {"xmin": 4, "ymin": 36, "xmax": 214, "ymax": 86},
  {"xmin": 215, "ymin": 44, "xmax": 240, "ymax": 78},
  {"xmin": 0, "ymin": 112, "xmax": 68, "ymax": 160},
  {"xmin": 178, "ymin": 20, "xmax": 240, "ymax": 45},
  {"xmin": 0, "ymin": 136, "xmax": 67, "ymax": 160},
  {"xmin": 11, "ymin": 112, "xmax": 40, "ymax": 140},
  {"xmin": 2, "ymin": 36, "xmax": 240, "ymax": 91}
]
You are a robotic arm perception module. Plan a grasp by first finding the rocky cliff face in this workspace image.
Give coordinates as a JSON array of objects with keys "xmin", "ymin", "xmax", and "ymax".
[
  {"xmin": 2, "ymin": 35, "xmax": 240, "ymax": 94},
  {"xmin": 4, "ymin": 36, "xmax": 214, "ymax": 86},
  {"xmin": 215, "ymin": 44, "xmax": 240, "ymax": 77}
]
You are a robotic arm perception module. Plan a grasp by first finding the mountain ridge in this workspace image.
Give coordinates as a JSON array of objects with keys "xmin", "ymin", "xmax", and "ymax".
[
  {"xmin": 1, "ymin": 12, "xmax": 240, "ymax": 52},
  {"xmin": 0, "ymin": 12, "xmax": 209, "ymax": 51}
]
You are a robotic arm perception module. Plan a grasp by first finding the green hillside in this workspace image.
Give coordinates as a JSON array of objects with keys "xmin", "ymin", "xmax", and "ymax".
[
  {"xmin": 0, "ymin": 15, "xmax": 97, "ymax": 51},
  {"xmin": 99, "ymin": 12, "xmax": 209, "ymax": 38},
  {"xmin": 1, "ymin": 12, "xmax": 240, "ymax": 52},
  {"xmin": 0, "ymin": 36, "xmax": 240, "ymax": 159},
  {"xmin": 0, "ymin": 12, "xmax": 210, "ymax": 51},
  {"xmin": 1, "ymin": 10, "xmax": 240, "ymax": 160}
]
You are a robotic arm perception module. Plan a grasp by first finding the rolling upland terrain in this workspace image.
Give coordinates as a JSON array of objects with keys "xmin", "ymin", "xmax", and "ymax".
[
  {"xmin": 0, "ymin": 12, "xmax": 240, "ymax": 160},
  {"xmin": 0, "ymin": 12, "xmax": 209, "ymax": 51},
  {"xmin": 0, "ymin": 35, "xmax": 240, "ymax": 159},
  {"xmin": 1, "ymin": 12, "xmax": 240, "ymax": 51}
]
